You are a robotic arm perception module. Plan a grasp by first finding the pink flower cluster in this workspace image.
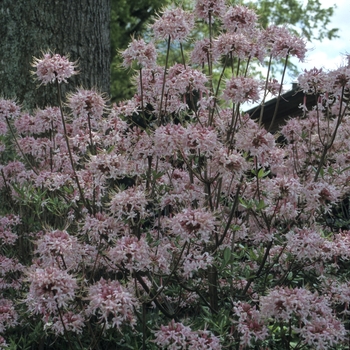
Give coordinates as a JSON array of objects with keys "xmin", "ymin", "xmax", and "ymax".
[
  {"xmin": 32, "ymin": 52, "xmax": 77, "ymax": 84},
  {"xmin": 260, "ymin": 287, "xmax": 346, "ymax": 349},
  {"xmin": 171, "ymin": 208, "xmax": 216, "ymax": 243},
  {"xmin": 0, "ymin": 215, "xmax": 20, "ymax": 245},
  {"xmin": 87, "ymin": 278, "xmax": 139, "ymax": 330},
  {"xmin": 0, "ymin": 99, "xmax": 21, "ymax": 121},
  {"xmin": 36, "ymin": 230, "xmax": 85, "ymax": 270},
  {"xmin": 121, "ymin": 38, "xmax": 157, "ymax": 69},
  {"xmin": 194, "ymin": 0, "xmax": 226, "ymax": 21},
  {"xmin": 152, "ymin": 7, "xmax": 194, "ymax": 42},
  {"xmin": 109, "ymin": 186, "xmax": 148, "ymax": 221},
  {"xmin": 26, "ymin": 266, "xmax": 77, "ymax": 314},
  {"xmin": 223, "ymin": 76, "xmax": 261, "ymax": 104},
  {"xmin": 51, "ymin": 311, "xmax": 85, "ymax": 335},
  {"xmin": 2, "ymin": 2, "xmax": 350, "ymax": 349},
  {"xmin": 0, "ymin": 299, "xmax": 18, "ymax": 333},
  {"xmin": 233, "ymin": 302, "xmax": 268, "ymax": 347},
  {"xmin": 264, "ymin": 25, "xmax": 307, "ymax": 61},
  {"xmin": 67, "ymin": 88, "xmax": 106, "ymax": 119},
  {"xmin": 154, "ymin": 320, "xmax": 221, "ymax": 349},
  {"xmin": 107, "ymin": 235, "xmax": 152, "ymax": 272},
  {"xmin": 222, "ymin": 5, "xmax": 258, "ymax": 33}
]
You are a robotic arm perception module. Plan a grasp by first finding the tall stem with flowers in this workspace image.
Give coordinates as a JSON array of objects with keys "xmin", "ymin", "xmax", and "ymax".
[{"xmin": 1, "ymin": 1, "xmax": 350, "ymax": 349}]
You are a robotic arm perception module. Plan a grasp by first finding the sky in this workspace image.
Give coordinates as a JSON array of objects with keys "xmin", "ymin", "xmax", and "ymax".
[{"xmin": 294, "ymin": 0, "xmax": 349, "ymax": 72}]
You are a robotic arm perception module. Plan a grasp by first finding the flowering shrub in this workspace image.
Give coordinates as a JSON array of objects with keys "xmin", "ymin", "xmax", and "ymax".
[{"xmin": 0, "ymin": 1, "xmax": 350, "ymax": 349}]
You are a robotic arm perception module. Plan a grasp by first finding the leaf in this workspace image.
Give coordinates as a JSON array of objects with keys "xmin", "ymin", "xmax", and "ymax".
[
  {"xmin": 257, "ymin": 168, "xmax": 270, "ymax": 179},
  {"xmin": 256, "ymin": 199, "xmax": 267, "ymax": 211},
  {"xmin": 223, "ymin": 247, "xmax": 232, "ymax": 265}
]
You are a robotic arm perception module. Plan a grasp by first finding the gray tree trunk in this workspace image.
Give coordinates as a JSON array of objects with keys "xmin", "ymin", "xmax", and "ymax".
[{"xmin": 0, "ymin": 0, "xmax": 110, "ymax": 110}]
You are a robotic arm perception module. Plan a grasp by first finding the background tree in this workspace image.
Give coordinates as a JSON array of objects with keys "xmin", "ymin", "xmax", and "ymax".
[
  {"xmin": 253, "ymin": 0, "xmax": 338, "ymax": 41},
  {"xmin": 110, "ymin": 0, "xmax": 168, "ymax": 103},
  {"xmin": 0, "ymin": 0, "xmax": 110, "ymax": 110}
]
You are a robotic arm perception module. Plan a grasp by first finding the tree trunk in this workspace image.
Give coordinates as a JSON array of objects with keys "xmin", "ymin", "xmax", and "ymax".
[{"xmin": 0, "ymin": 0, "xmax": 110, "ymax": 110}]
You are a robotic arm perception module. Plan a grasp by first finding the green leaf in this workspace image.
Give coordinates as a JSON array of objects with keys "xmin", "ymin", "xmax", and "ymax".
[
  {"xmin": 256, "ymin": 199, "xmax": 267, "ymax": 210},
  {"xmin": 257, "ymin": 168, "xmax": 270, "ymax": 179},
  {"xmin": 223, "ymin": 247, "xmax": 232, "ymax": 264}
]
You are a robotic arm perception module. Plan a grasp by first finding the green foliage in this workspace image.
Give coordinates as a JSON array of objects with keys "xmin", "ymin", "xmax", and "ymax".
[
  {"xmin": 249, "ymin": 0, "xmax": 338, "ymax": 41},
  {"xmin": 111, "ymin": 0, "xmax": 171, "ymax": 102}
]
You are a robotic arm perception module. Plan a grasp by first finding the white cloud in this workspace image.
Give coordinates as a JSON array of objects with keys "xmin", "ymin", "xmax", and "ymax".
[{"xmin": 298, "ymin": 0, "xmax": 349, "ymax": 71}]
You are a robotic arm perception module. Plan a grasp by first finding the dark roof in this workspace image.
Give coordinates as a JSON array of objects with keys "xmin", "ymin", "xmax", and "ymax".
[{"xmin": 246, "ymin": 84, "xmax": 315, "ymax": 133}]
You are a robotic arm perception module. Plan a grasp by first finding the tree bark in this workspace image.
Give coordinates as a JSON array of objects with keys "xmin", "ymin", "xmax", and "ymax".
[{"xmin": 0, "ymin": 0, "xmax": 110, "ymax": 110}]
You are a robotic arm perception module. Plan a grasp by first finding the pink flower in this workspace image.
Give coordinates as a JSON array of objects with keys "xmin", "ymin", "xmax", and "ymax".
[
  {"xmin": 0, "ymin": 336, "xmax": 7, "ymax": 349},
  {"xmin": 158, "ymin": 168, "xmax": 203, "ymax": 210},
  {"xmin": 212, "ymin": 147, "xmax": 248, "ymax": 175},
  {"xmin": 194, "ymin": 0, "xmax": 226, "ymax": 21},
  {"xmin": 214, "ymin": 33, "xmax": 252, "ymax": 59},
  {"xmin": 14, "ymin": 113, "xmax": 37, "ymax": 135},
  {"xmin": 26, "ymin": 266, "xmax": 78, "ymax": 314},
  {"xmin": 182, "ymin": 249, "xmax": 213, "ymax": 279},
  {"xmin": 263, "ymin": 25, "xmax": 307, "ymax": 61},
  {"xmin": 51, "ymin": 311, "xmax": 85, "ymax": 335},
  {"xmin": 36, "ymin": 230, "xmax": 84, "ymax": 271},
  {"xmin": 0, "ymin": 255, "xmax": 24, "ymax": 290},
  {"xmin": 109, "ymin": 186, "xmax": 148, "ymax": 221},
  {"xmin": 152, "ymin": 7, "xmax": 194, "ymax": 42},
  {"xmin": 80, "ymin": 212, "xmax": 125, "ymax": 243},
  {"xmin": 0, "ymin": 121, "xmax": 6, "ymax": 136},
  {"xmin": 222, "ymin": 5, "xmax": 258, "ymax": 34},
  {"xmin": 153, "ymin": 124, "xmax": 181, "ymax": 157},
  {"xmin": 0, "ymin": 215, "xmax": 20, "ymax": 245},
  {"xmin": 181, "ymin": 124, "xmax": 218, "ymax": 156},
  {"xmin": 67, "ymin": 88, "xmax": 106, "ymax": 119},
  {"xmin": 87, "ymin": 278, "xmax": 139, "ymax": 330},
  {"xmin": 167, "ymin": 64, "xmax": 208, "ymax": 95},
  {"xmin": 171, "ymin": 208, "xmax": 216, "ymax": 243},
  {"xmin": 233, "ymin": 302, "xmax": 268, "ymax": 347},
  {"xmin": 32, "ymin": 52, "xmax": 77, "ymax": 84},
  {"xmin": 0, "ymin": 99, "xmax": 21, "ymax": 120},
  {"xmin": 190, "ymin": 38, "xmax": 220, "ymax": 65},
  {"xmin": 0, "ymin": 298, "xmax": 18, "ymax": 333},
  {"xmin": 260, "ymin": 287, "xmax": 346, "ymax": 348},
  {"xmin": 0, "ymin": 161, "xmax": 27, "ymax": 187},
  {"xmin": 285, "ymin": 228, "xmax": 331, "ymax": 262},
  {"xmin": 154, "ymin": 320, "xmax": 221, "ymax": 349},
  {"xmin": 121, "ymin": 38, "xmax": 157, "ymax": 69},
  {"xmin": 112, "ymin": 98, "xmax": 140, "ymax": 118},
  {"xmin": 108, "ymin": 235, "xmax": 152, "ymax": 272},
  {"xmin": 329, "ymin": 66, "xmax": 350, "ymax": 93},
  {"xmin": 266, "ymin": 78, "xmax": 282, "ymax": 96},
  {"xmin": 154, "ymin": 320, "xmax": 193, "ymax": 348},
  {"xmin": 223, "ymin": 76, "xmax": 261, "ymax": 104},
  {"xmin": 234, "ymin": 115, "xmax": 275, "ymax": 161},
  {"xmin": 298, "ymin": 67, "xmax": 330, "ymax": 94}
]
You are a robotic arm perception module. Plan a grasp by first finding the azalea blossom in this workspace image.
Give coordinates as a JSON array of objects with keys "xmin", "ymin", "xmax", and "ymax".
[
  {"xmin": 0, "ymin": 99, "xmax": 21, "ymax": 124},
  {"xmin": 0, "ymin": 299, "xmax": 18, "ymax": 333},
  {"xmin": 26, "ymin": 267, "xmax": 78, "ymax": 314},
  {"xmin": 154, "ymin": 320, "xmax": 221, "ymax": 349},
  {"xmin": 87, "ymin": 278, "xmax": 139, "ymax": 330},
  {"xmin": 32, "ymin": 52, "xmax": 77, "ymax": 84},
  {"xmin": 222, "ymin": 5, "xmax": 258, "ymax": 33},
  {"xmin": 223, "ymin": 76, "xmax": 261, "ymax": 104},
  {"xmin": 194, "ymin": 0, "xmax": 226, "ymax": 21},
  {"xmin": 121, "ymin": 38, "xmax": 157, "ymax": 69},
  {"xmin": 152, "ymin": 7, "xmax": 194, "ymax": 42},
  {"xmin": 67, "ymin": 88, "xmax": 106, "ymax": 119},
  {"xmin": 260, "ymin": 287, "xmax": 346, "ymax": 348}
]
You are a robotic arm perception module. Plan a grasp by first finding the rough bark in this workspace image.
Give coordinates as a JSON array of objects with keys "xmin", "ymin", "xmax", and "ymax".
[{"xmin": 0, "ymin": 0, "xmax": 110, "ymax": 110}]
